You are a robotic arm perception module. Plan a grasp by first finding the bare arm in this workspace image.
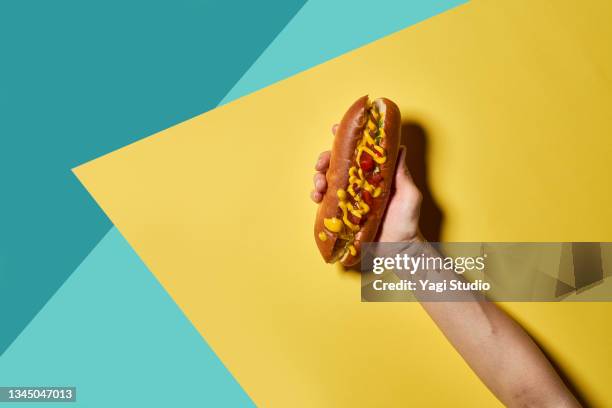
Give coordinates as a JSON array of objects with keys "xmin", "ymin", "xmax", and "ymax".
[
  {"xmin": 311, "ymin": 130, "xmax": 580, "ymax": 407},
  {"xmin": 421, "ymin": 299, "xmax": 579, "ymax": 407}
]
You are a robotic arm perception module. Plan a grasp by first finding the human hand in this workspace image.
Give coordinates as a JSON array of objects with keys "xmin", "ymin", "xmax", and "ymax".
[{"xmin": 311, "ymin": 125, "xmax": 423, "ymax": 243}]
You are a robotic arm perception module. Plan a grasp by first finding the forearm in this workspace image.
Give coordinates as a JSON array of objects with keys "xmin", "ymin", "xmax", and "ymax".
[
  {"xmin": 406, "ymin": 240, "xmax": 580, "ymax": 407},
  {"xmin": 421, "ymin": 300, "xmax": 579, "ymax": 407}
]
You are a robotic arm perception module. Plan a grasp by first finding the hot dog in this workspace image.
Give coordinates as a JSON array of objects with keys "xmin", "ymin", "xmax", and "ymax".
[{"xmin": 314, "ymin": 96, "xmax": 401, "ymax": 266}]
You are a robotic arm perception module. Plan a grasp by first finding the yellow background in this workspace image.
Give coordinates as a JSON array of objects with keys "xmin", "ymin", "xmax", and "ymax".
[{"xmin": 74, "ymin": 1, "xmax": 612, "ymax": 406}]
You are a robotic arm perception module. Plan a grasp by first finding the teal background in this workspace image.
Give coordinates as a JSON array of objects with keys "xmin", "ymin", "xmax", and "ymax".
[
  {"xmin": 0, "ymin": 0, "xmax": 306, "ymax": 355},
  {"xmin": 222, "ymin": 0, "xmax": 466, "ymax": 103},
  {"xmin": 0, "ymin": 228, "xmax": 254, "ymax": 407}
]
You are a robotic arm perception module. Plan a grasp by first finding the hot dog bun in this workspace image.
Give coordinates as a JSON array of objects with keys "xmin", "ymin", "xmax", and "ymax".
[{"xmin": 314, "ymin": 96, "xmax": 401, "ymax": 266}]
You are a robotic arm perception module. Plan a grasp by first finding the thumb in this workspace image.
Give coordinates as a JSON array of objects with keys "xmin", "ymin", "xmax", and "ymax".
[{"xmin": 394, "ymin": 146, "xmax": 415, "ymax": 188}]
